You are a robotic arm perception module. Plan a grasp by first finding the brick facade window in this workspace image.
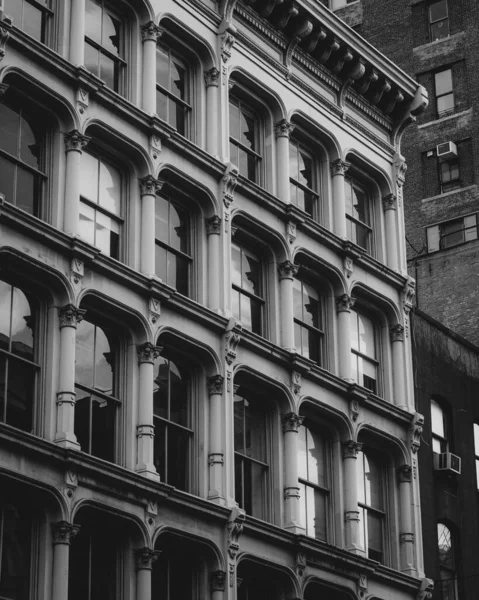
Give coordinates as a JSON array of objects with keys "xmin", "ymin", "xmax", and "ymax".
[
  {"xmin": 4, "ymin": 0, "xmax": 53, "ymax": 44},
  {"xmin": 421, "ymin": 139, "xmax": 474, "ymax": 199},
  {"xmin": 434, "ymin": 69, "xmax": 454, "ymax": 118},
  {"xmin": 429, "ymin": 0, "xmax": 449, "ymax": 41},
  {"xmin": 427, "ymin": 214, "xmax": 478, "ymax": 252}
]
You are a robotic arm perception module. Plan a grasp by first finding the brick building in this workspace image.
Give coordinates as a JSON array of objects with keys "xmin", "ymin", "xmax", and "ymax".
[
  {"xmin": 0, "ymin": 0, "xmax": 431, "ymax": 599},
  {"xmin": 335, "ymin": 0, "xmax": 479, "ymax": 347}
]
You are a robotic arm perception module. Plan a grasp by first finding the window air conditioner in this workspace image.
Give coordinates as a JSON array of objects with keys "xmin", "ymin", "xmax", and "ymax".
[
  {"xmin": 433, "ymin": 452, "xmax": 461, "ymax": 474},
  {"xmin": 436, "ymin": 141, "xmax": 457, "ymax": 161}
]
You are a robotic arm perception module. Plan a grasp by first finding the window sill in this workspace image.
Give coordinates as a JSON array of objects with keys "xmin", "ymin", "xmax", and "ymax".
[
  {"xmin": 412, "ymin": 31, "xmax": 465, "ymax": 54},
  {"xmin": 418, "ymin": 109, "xmax": 471, "ymax": 130},
  {"xmin": 421, "ymin": 184, "xmax": 477, "ymax": 204}
]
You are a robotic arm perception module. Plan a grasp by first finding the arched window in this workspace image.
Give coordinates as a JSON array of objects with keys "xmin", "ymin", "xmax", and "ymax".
[
  {"xmin": 4, "ymin": 0, "xmax": 53, "ymax": 45},
  {"xmin": 231, "ymin": 236, "xmax": 264, "ymax": 335},
  {"xmin": 345, "ymin": 176, "xmax": 372, "ymax": 253},
  {"xmin": 234, "ymin": 385, "xmax": 271, "ymax": 520},
  {"xmin": 437, "ymin": 523, "xmax": 458, "ymax": 600},
  {"xmin": 0, "ymin": 90, "xmax": 47, "ymax": 217},
  {"xmin": 431, "ymin": 399, "xmax": 449, "ymax": 453},
  {"xmin": 84, "ymin": 0, "xmax": 126, "ymax": 93},
  {"xmin": 153, "ymin": 353, "xmax": 192, "ymax": 490},
  {"xmin": 0, "ymin": 280, "xmax": 37, "ymax": 432},
  {"xmin": 75, "ymin": 319, "xmax": 119, "ymax": 462},
  {"xmin": 229, "ymin": 92, "xmax": 263, "ymax": 185},
  {"xmin": 357, "ymin": 449, "xmax": 386, "ymax": 563},
  {"xmin": 350, "ymin": 308, "xmax": 379, "ymax": 394},
  {"xmin": 289, "ymin": 137, "xmax": 321, "ymax": 220},
  {"xmin": 298, "ymin": 423, "xmax": 331, "ymax": 541},
  {"xmin": 293, "ymin": 277, "xmax": 325, "ymax": 365}
]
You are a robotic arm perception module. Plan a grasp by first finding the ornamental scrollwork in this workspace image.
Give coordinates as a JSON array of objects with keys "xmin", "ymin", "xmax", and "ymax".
[
  {"xmin": 336, "ymin": 294, "xmax": 355, "ymax": 313},
  {"xmin": 330, "ymin": 159, "xmax": 350, "ymax": 177},
  {"xmin": 207, "ymin": 374, "xmax": 224, "ymax": 396},
  {"xmin": 140, "ymin": 21, "xmax": 163, "ymax": 42},
  {"xmin": 64, "ymin": 130, "xmax": 90, "ymax": 152},
  {"xmin": 223, "ymin": 163, "xmax": 239, "ymax": 208},
  {"xmin": 278, "ymin": 261, "xmax": 299, "ymax": 280},
  {"xmin": 139, "ymin": 175, "xmax": 163, "ymax": 196},
  {"xmin": 342, "ymin": 440, "xmax": 362, "ymax": 459},
  {"xmin": 410, "ymin": 413, "xmax": 424, "ymax": 454},
  {"xmin": 204, "ymin": 67, "xmax": 220, "ymax": 88},
  {"xmin": 382, "ymin": 193, "xmax": 397, "ymax": 211},
  {"xmin": 281, "ymin": 412, "xmax": 303, "ymax": 433},
  {"xmin": 59, "ymin": 304, "xmax": 86, "ymax": 329},
  {"xmin": 390, "ymin": 324, "xmax": 405, "ymax": 342},
  {"xmin": 137, "ymin": 342, "xmax": 162, "ymax": 364},
  {"xmin": 51, "ymin": 521, "xmax": 80, "ymax": 545},
  {"xmin": 274, "ymin": 119, "xmax": 295, "ymax": 139},
  {"xmin": 135, "ymin": 548, "xmax": 161, "ymax": 570},
  {"xmin": 205, "ymin": 215, "xmax": 221, "ymax": 235}
]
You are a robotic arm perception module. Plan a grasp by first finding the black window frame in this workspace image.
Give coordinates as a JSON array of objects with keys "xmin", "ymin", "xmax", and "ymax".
[
  {"xmin": 345, "ymin": 176, "xmax": 373, "ymax": 254},
  {"xmin": 431, "ymin": 398, "xmax": 449, "ymax": 455},
  {"xmin": 428, "ymin": 0, "xmax": 449, "ymax": 42},
  {"xmin": 229, "ymin": 94, "xmax": 263, "ymax": 185},
  {"xmin": 350, "ymin": 307, "xmax": 380, "ymax": 395},
  {"xmin": 434, "ymin": 68, "xmax": 454, "ymax": 119},
  {"xmin": 293, "ymin": 275, "xmax": 325, "ymax": 366},
  {"xmin": 289, "ymin": 137, "xmax": 321, "ymax": 220}
]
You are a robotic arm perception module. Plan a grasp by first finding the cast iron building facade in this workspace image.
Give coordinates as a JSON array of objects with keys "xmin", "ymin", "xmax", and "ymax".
[{"xmin": 0, "ymin": 0, "xmax": 431, "ymax": 599}]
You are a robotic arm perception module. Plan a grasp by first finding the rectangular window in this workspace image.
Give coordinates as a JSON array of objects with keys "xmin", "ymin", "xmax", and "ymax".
[
  {"xmin": 298, "ymin": 425, "xmax": 330, "ymax": 541},
  {"xmin": 474, "ymin": 424, "xmax": 479, "ymax": 489},
  {"xmin": 156, "ymin": 46, "xmax": 191, "ymax": 137},
  {"xmin": 0, "ymin": 503, "xmax": 32, "ymax": 599},
  {"xmin": 439, "ymin": 157, "xmax": 460, "ymax": 193},
  {"xmin": 429, "ymin": 0, "xmax": 449, "ymax": 41},
  {"xmin": 345, "ymin": 178, "xmax": 372, "ymax": 253},
  {"xmin": 435, "ymin": 69, "xmax": 454, "ymax": 118},
  {"xmin": 427, "ymin": 214, "xmax": 478, "ymax": 252},
  {"xmin": 231, "ymin": 241, "xmax": 264, "ymax": 335},
  {"xmin": 431, "ymin": 399, "xmax": 448, "ymax": 454},
  {"xmin": 79, "ymin": 151, "xmax": 122, "ymax": 259},
  {"xmin": 358, "ymin": 450, "xmax": 386, "ymax": 563},
  {"xmin": 234, "ymin": 390, "xmax": 270, "ymax": 520},
  {"xmin": 293, "ymin": 278, "xmax": 324, "ymax": 365},
  {"xmin": 229, "ymin": 96, "xmax": 262, "ymax": 184},
  {"xmin": 4, "ymin": 0, "xmax": 53, "ymax": 44},
  {"xmin": 289, "ymin": 140, "xmax": 320, "ymax": 219},
  {"xmin": 85, "ymin": 0, "xmax": 126, "ymax": 93},
  {"xmin": 350, "ymin": 310, "xmax": 378, "ymax": 394}
]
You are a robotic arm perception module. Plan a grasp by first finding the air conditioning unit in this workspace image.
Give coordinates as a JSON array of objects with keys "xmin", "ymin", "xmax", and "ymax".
[
  {"xmin": 433, "ymin": 452, "xmax": 461, "ymax": 474},
  {"xmin": 436, "ymin": 141, "xmax": 457, "ymax": 161}
]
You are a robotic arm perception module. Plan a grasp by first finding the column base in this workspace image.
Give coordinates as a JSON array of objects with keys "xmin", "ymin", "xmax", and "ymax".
[
  {"xmin": 283, "ymin": 521, "xmax": 306, "ymax": 534},
  {"xmin": 54, "ymin": 433, "xmax": 80, "ymax": 450},
  {"xmin": 136, "ymin": 465, "xmax": 160, "ymax": 482},
  {"xmin": 207, "ymin": 492, "xmax": 226, "ymax": 506}
]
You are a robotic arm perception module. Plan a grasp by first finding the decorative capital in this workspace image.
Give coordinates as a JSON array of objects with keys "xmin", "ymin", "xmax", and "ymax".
[
  {"xmin": 342, "ymin": 440, "xmax": 362, "ymax": 459},
  {"xmin": 211, "ymin": 570, "xmax": 226, "ymax": 592},
  {"xmin": 207, "ymin": 374, "xmax": 224, "ymax": 396},
  {"xmin": 282, "ymin": 412, "xmax": 303, "ymax": 433},
  {"xmin": 206, "ymin": 215, "xmax": 221, "ymax": 235},
  {"xmin": 336, "ymin": 294, "xmax": 355, "ymax": 313},
  {"xmin": 225, "ymin": 318, "xmax": 242, "ymax": 365},
  {"xmin": 397, "ymin": 464, "xmax": 412, "ymax": 483},
  {"xmin": 137, "ymin": 342, "xmax": 162, "ymax": 364},
  {"xmin": 394, "ymin": 154, "xmax": 408, "ymax": 189},
  {"xmin": 223, "ymin": 163, "xmax": 239, "ymax": 208},
  {"xmin": 135, "ymin": 548, "xmax": 161, "ymax": 570},
  {"xmin": 204, "ymin": 67, "xmax": 220, "ymax": 87},
  {"xmin": 140, "ymin": 21, "xmax": 163, "ymax": 42},
  {"xmin": 410, "ymin": 413, "xmax": 424, "ymax": 454},
  {"xmin": 51, "ymin": 521, "xmax": 80, "ymax": 545},
  {"xmin": 403, "ymin": 276, "xmax": 416, "ymax": 315},
  {"xmin": 64, "ymin": 130, "xmax": 90, "ymax": 152},
  {"xmin": 330, "ymin": 159, "xmax": 350, "ymax": 176},
  {"xmin": 59, "ymin": 304, "xmax": 86, "ymax": 329},
  {"xmin": 139, "ymin": 175, "xmax": 164, "ymax": 196},
  {"xmin": 274, "ymin": 119, "xmax": 295, "ymax": 139},
  {"xmin": 382, "ymin": 193, "xmax": 397, "ymax": 211},
  {"xmin": 278, "ymin": 260, "xmax": 299, "ymax": 280},
  {"xmin": 390, "ymin": 324, "xmax": 405, "ymax": 342},
  {"xmin": 220, "ymin": 31, "xmax": 235, "ymax": 63}
]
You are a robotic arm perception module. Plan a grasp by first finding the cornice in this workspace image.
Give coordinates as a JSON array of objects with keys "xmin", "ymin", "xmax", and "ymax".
[{"xmin": 235, "ymin": 4, "xmax": 287, "ymax": 49}]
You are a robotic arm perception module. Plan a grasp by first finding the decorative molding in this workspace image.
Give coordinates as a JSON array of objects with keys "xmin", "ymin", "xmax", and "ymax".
[
  {"xmin": 394, "ymin": 154, "xmax": 408, "ymax": 189},
  {"xmin": 149, "ymin": 298, "xmax": 161, "ymax": 325},
  {"xmin": 403, "ymin": 276, "xmax": 416, "ymax": 315},
  {"xmin": 51, "ymin": 521, "xmax": 80, "ymax": 545},
  {"xmin": 410, "ymin": 413, "xmax": 424, "ymax": 454},
  {"xmin": 207, "ymin": 374, "xmax": 224, "ymax": 396},
  {"xmin": 75, "ymin": 88, "xmax": 89, "ymax": 115},
  {"xmin": 336, "ymin": 294, "xmax": 355, "ymax": 313},
  {"xmin": 282, "ymin": 412, "xmax": 303, "ymax": 433},
  {"xmin": 357, "ymin": 573, "xmax": 368, "ymax": 598},
  {"xmin": 149, "ymin": 134, "xmax": 163, "ymax": 160},
  {"xmin": 137, "ymin": 342, "xmax": 162, "ymax": 364},
  {"xmin": 286, "ymin": 220, "xmax": 296, "ymax": 245},
  {"xmin": 344, "ymin": 510, "xmax": 360, "ymax": 522},
  {"xmin": 400, "ymin": 532, "xmax": 415, "ymax": 544},
  {"xmin": 141, "ymin": 21, "xmax": 163, "ymax": 42},
  {"xmin": 349, "ymin": 398, "xmax": 360, "ymax": 422},
  {"xmin": 382, "ymin": 193, "xmax": 397, "ymax": 211},
  {"xmin": 274, "ymin": 119, "xmax": 295, "ymax": 139},
  {"xmin": 342, "ymin": 440, "xmax": 362, "ymax": 459},
  {"xmin": 211, "ymin": 570, "xmax": 226, "ymax": 592},
  {"xmin": 206, "ymin": 215, "xmax": 221, "ymax": 236},
  {"xmin": 64, "ymin": 130, "xmax": 90, "ymax": 152},
  {"xmin": 208, "ymin": 452, "xmax": 224, "ymax": 466},
  {"xmin": 390, "ymin": 324, "xmax": 405, "ymax": 342},
  {"xmin": 135, "ymin": 548, "xmax": 161, "ymax": 570},
  {"xmin": 58, "ymin": 304, "xmax": 86, "ymax": 329},
  {"xmin": 224, "ymin": 318, "xmax": 242, "ymax": 365},
  {"xmin": 0, "ymin": 82, "xmax": 9, "ymax": 97},
  {"xmin": 204, "ymin": 67, "xmax": 220, "ymax": 87},
  {"xmin": 227, "ymin": 507, "xmax": 245, "ymax": 587},
  {"xmin": 295, "ymin": 552, "xmax": 307, "ymax": 578},
  {"xmin": 397, "ymin": 464, "xmax": 412, "ymax": 483},
  {"xmin": 222, "ymin": 163, "xmax": 239, "ymax": 208},
  {"xmin": 284, "ymin": 485, "xmax": 300, "ymax": 499},
  {"xmin": 278, "ymin": 260, "xmax": 299, "ymax": 280},
  {"xmin": 70, "ymin": 258, "xmax": 84, "ymax": 285},
  {"xmin": 343, "ymin": 255, "xmax": 354, "ymax": 279},
  {"xmin": 139, "ymin": 175, "xmax": 163, "ymax": 196},
  {"xmin": 417, "ymin": 578, "xmax": 434, "ymax": 600},
  {"xmin": 330, "ymin": 159, "xmax": 351, "ymax": 177},
  {"xmin": 291, "ymin": 371, "xmax": 301, "ymax": 395},
  {"xmin": 0, "ymin": 15, "xmax": 12, "ymax": 63},
  {"xmin": 220, "ymin": 30, "xmax": 235, "ymax": 62}
]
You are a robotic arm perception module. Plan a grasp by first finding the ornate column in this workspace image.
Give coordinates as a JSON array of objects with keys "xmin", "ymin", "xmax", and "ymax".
[
  {"xmin": 136, "ymin": 343, "xmax": 162, "ymax": 480},
  {"xmin": 64, "ymin": 131, "xmax": 90, "ymax": 236},
  {"xmin": 139, "ymin": 176, "xmax": 163, "ymax": 276},
  {"xmin": 397, "ymin": 465, "xmax": 415, "ymax": 575},
  {"xmin": 211, "ymin": 570, "xmax": 226, "ymax": 600},
  {"xmin": 205, "ymin": 68, "xmax": 220, "ymax": 156},
  {"xmin": 69, "ymin": 0, "xmax": 85, "ymax": 65},
  {"xmin": 206, "ymin": 216, "xmax": 222, "ymax": 311},
  {"xmin": 136, "ymin": 548, "xmax": 160, "ymax": 600},
  {"xmin": 282, "ymin": 412, "xmax": 304, "ymax": 533},
  {"xmin": 278, "ymin": 261, "xmax": 299, "ymax": 352},
  {"xmin": 382, "ymin": 194, "xmax": 399, "ymax": 271},
  {"xmin": 336, "ymin": 294, "xmax": 355, "ymax": 381},
  {"xmin": 51, "ymin": 521, "xmax": 80, "ymax": 600},
  {"xmin": 390, "ymin": 324, "xmax": 408, "ymax": 409},
  {"xmin": 55, "ymin": 305, "xmax": 85, "ymax": 448},
  {"xmin": 141, "ymin": 22, "xmax": 163, "ymax": 114},
  {"xmin": 342, "ymin": 441, "xmax": 363, "ymax": 553},
  {"xmin": 330, "ymin": 159, "xmax": 350, "ymax": 239},
  {"xmin": 208, "ymin": 374, "xmax": 225, "ymax": 504},
  {"xmin": 275, "ymin": 119, "xmax": 294, "ymax": 204}
]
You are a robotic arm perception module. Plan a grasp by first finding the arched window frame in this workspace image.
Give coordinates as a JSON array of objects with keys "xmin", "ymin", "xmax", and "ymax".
[
  {"xmin": 350, "ymin": 305, "xmax": 381, "ymax": 396},
  {"xmin": 437, "ymin": 522, "xmax": 458, "ymax": 600},
  {"xmin": 345, "ymin": 175, "xmax": 374, "ymax": 254}
]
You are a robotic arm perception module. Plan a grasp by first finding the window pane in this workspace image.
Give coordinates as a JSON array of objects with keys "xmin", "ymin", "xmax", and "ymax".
[
  {"xmin": 80, "ymin": 153, "xmax": 99, "ymax": 203},
  {"xmin": 0, "ymin": 103, "xmax": 20, "ymax": 158},
  {"xmin": 155, "ymin": 244, "xmax": 167, "ymax": 282},
  {"xmin": 79, "ymin": 202, "xmax": 96, "ymax": 246},
  {"xmin": 0, "ymin": 505, "xmax": 32, "ymax": 600},
  {"xmin": 352, "ymin": 187, "xmax": 369, "ymax": 225},
  {"xmin": 169, "ymin": 203, "xmax": 188, "ymax": 252},
  {"xmin": 167, "ymin": 425, "xmax": 189, "ymax": 490},
  {"xmin": 476, "ymin": 459, "xmax": 479, "ymax": 490},
  {"xmin": 19, "ymin": 115, "xmax": 41, "ymax": 170},
  {"xmin": 358, "ymin": 313, "xmax": 375, "ymax": 357},
  {"xmin": 431, "ymin": 400, "xmax": 445, "ymax": 438},
  {"xmin": 100, "ymin": 53, "xmax": 116, "ymax": 90},
  {"xmin": 430, "ymin": 0, "xmax": 448, "ymax": 21},
  {"xmin": 156, "ymin": 89, "xmax": 168, "ymax": 122},
  {"xmin": 240, "ymin": 110, "xmax": 256, "ymax": 150},
  {"xmin": 437, "ymin": 94, "xmax": 454, "ymax": 116},
  {"xmin": 85, "ymin": 0, "xmax": 102, "ymax": 44},
  {"xmin": 74, "ymin": 388, "xmax": 91, "ymax": 452},
  {"xmin": 102, "ymin": 14, "xmax": 121, "ymax": 56},
  {"xmin": 367, "ymin": 511, "xmax": 383, "ymax": 560},
  {"xmin": 298, "ymin": 426, "xmax": 308, "ymax": 480},
  {"xmin": 95, "ymin": 210, "xmax": 119, "ymax": 258},
  {"xmin": 294, "ymin": 322, "xmax": 303, "ymax": 355},
  {"xmin": 0, "ymin": 281, "xmax": 12, "ymax": 352},
  {"xmin": 156, "ymin": 47, "xmax": 170, "ymax": 89},
  {"xmin": 238, "ymin": 148, "xmax": 249, "ymax": 180},
  {"xmin": 170, "ymin": 61, "xmax": 186, "ymax": 100},
  {"xmin": 311, "ymin": 486, "xmax": 327, "ymax": 540},
  {"xmin": 173, "ymin": 100, "xmax": 186, "ymax": 136},
  {"xmin": 10, "ymin": 287, "xmax": 33, "ymax": 361},
  {"xmin": 361, "ymin": 357, "xmax": 377, "ymax": 393},
  {"xmin": 289, "ymin": 143, "xmax": 298, "ymax": 178},
  {"xmin": 430, "ymin": 20, "xmax": 449, "ymax": 40},
  {"xmin": 99, "ymin": 161, "xmax": 121, "ymax": 214},
  {"xmin": 435, "ymin": 70, "xmax": 453, "ymax": 95},
  {"xmin": 250, "ymin": 297, "xmax": 262, "ymax": 335},
  {"xmin": 250, "ymin": 460, "xmax": 267, "ymax": 519},
  {"xmin": 229, "ymin": 141, "xmax": 238, "ymax": 169},
  {"xmin": 298, "ymin": 150, "xmax": 313, "ymax": 188},
  {"xmin": 16, "ymin": 166, "xmax": 38, "ymax": 215},
  {"xmin": 91, "ymin": 395, "xmax": 115, "ymax": 461},
  {"xmin": 76, "ymin": 320, "xmax": 96, "ymax": 387},
  {"xmin": 84, "ymin": 42, "xmax": 100, "ymax": 78},
  {"xmin": 302, "ymin": 282, "xmax": 320, "ymax": 329},
  {"xmin": 5, "ymin": 356, "xmax": 34, "ymax": 431},
  {"xmin": 358, "ymin": 505, "xmax": 366, "ymax": 550},
  {"xmin": 364, "ymin": 453, "xmax": 382, "ymax": 509},
  {"xmin": 357, "ymin": 452, "xmax": 365, "ymax": 503},
  {"xmin": 155, "ymin": 196, "xmax": 169, "ymax": 242},
  {"xmin": 243, "ymin": 252, "xmax": 261, "ymax": 295},
  {"xmin": 474, "ymin": 423, "xmax": 479, "ymax": 455},
  {"xmin": 244, "ymin": 400, "xmax": 266, "ymax": 461},
  {"xmin": 169, "ymin": 361, "xmax": 188, "ymax": 426},
  {"xmin": 4, "ymin": 0, "xmax": 23, "ymax": 33},
  {"xmin": 0, "ymin": 155, "xmax": 16, "ymax": 205},
  {"xmin": 306, "ymin": 428, "xmax": 326, "ymax": 486},
  {"xmin": 23, "ymin": 2, "xmax": 44, "ymax": 43},
  {"xmin": 232, "ymin": 289, "xmax": 240, "ymax": 323},
  {"xmin": 437, "ymin": 523, "xmax": 453, "ymax": 567},
  {"xmin": 93, "ymin": 326, "xmax": 113, "ymax": 394},
  {"xmin": 247, "ymin": 152, "xmax": 257, "ymax": 183}
]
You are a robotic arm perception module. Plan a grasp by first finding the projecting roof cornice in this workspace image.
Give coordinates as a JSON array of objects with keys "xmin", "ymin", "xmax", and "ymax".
[{"xmin": 220, "ymin": 0, "xmax": 427, "ymax": 125}]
